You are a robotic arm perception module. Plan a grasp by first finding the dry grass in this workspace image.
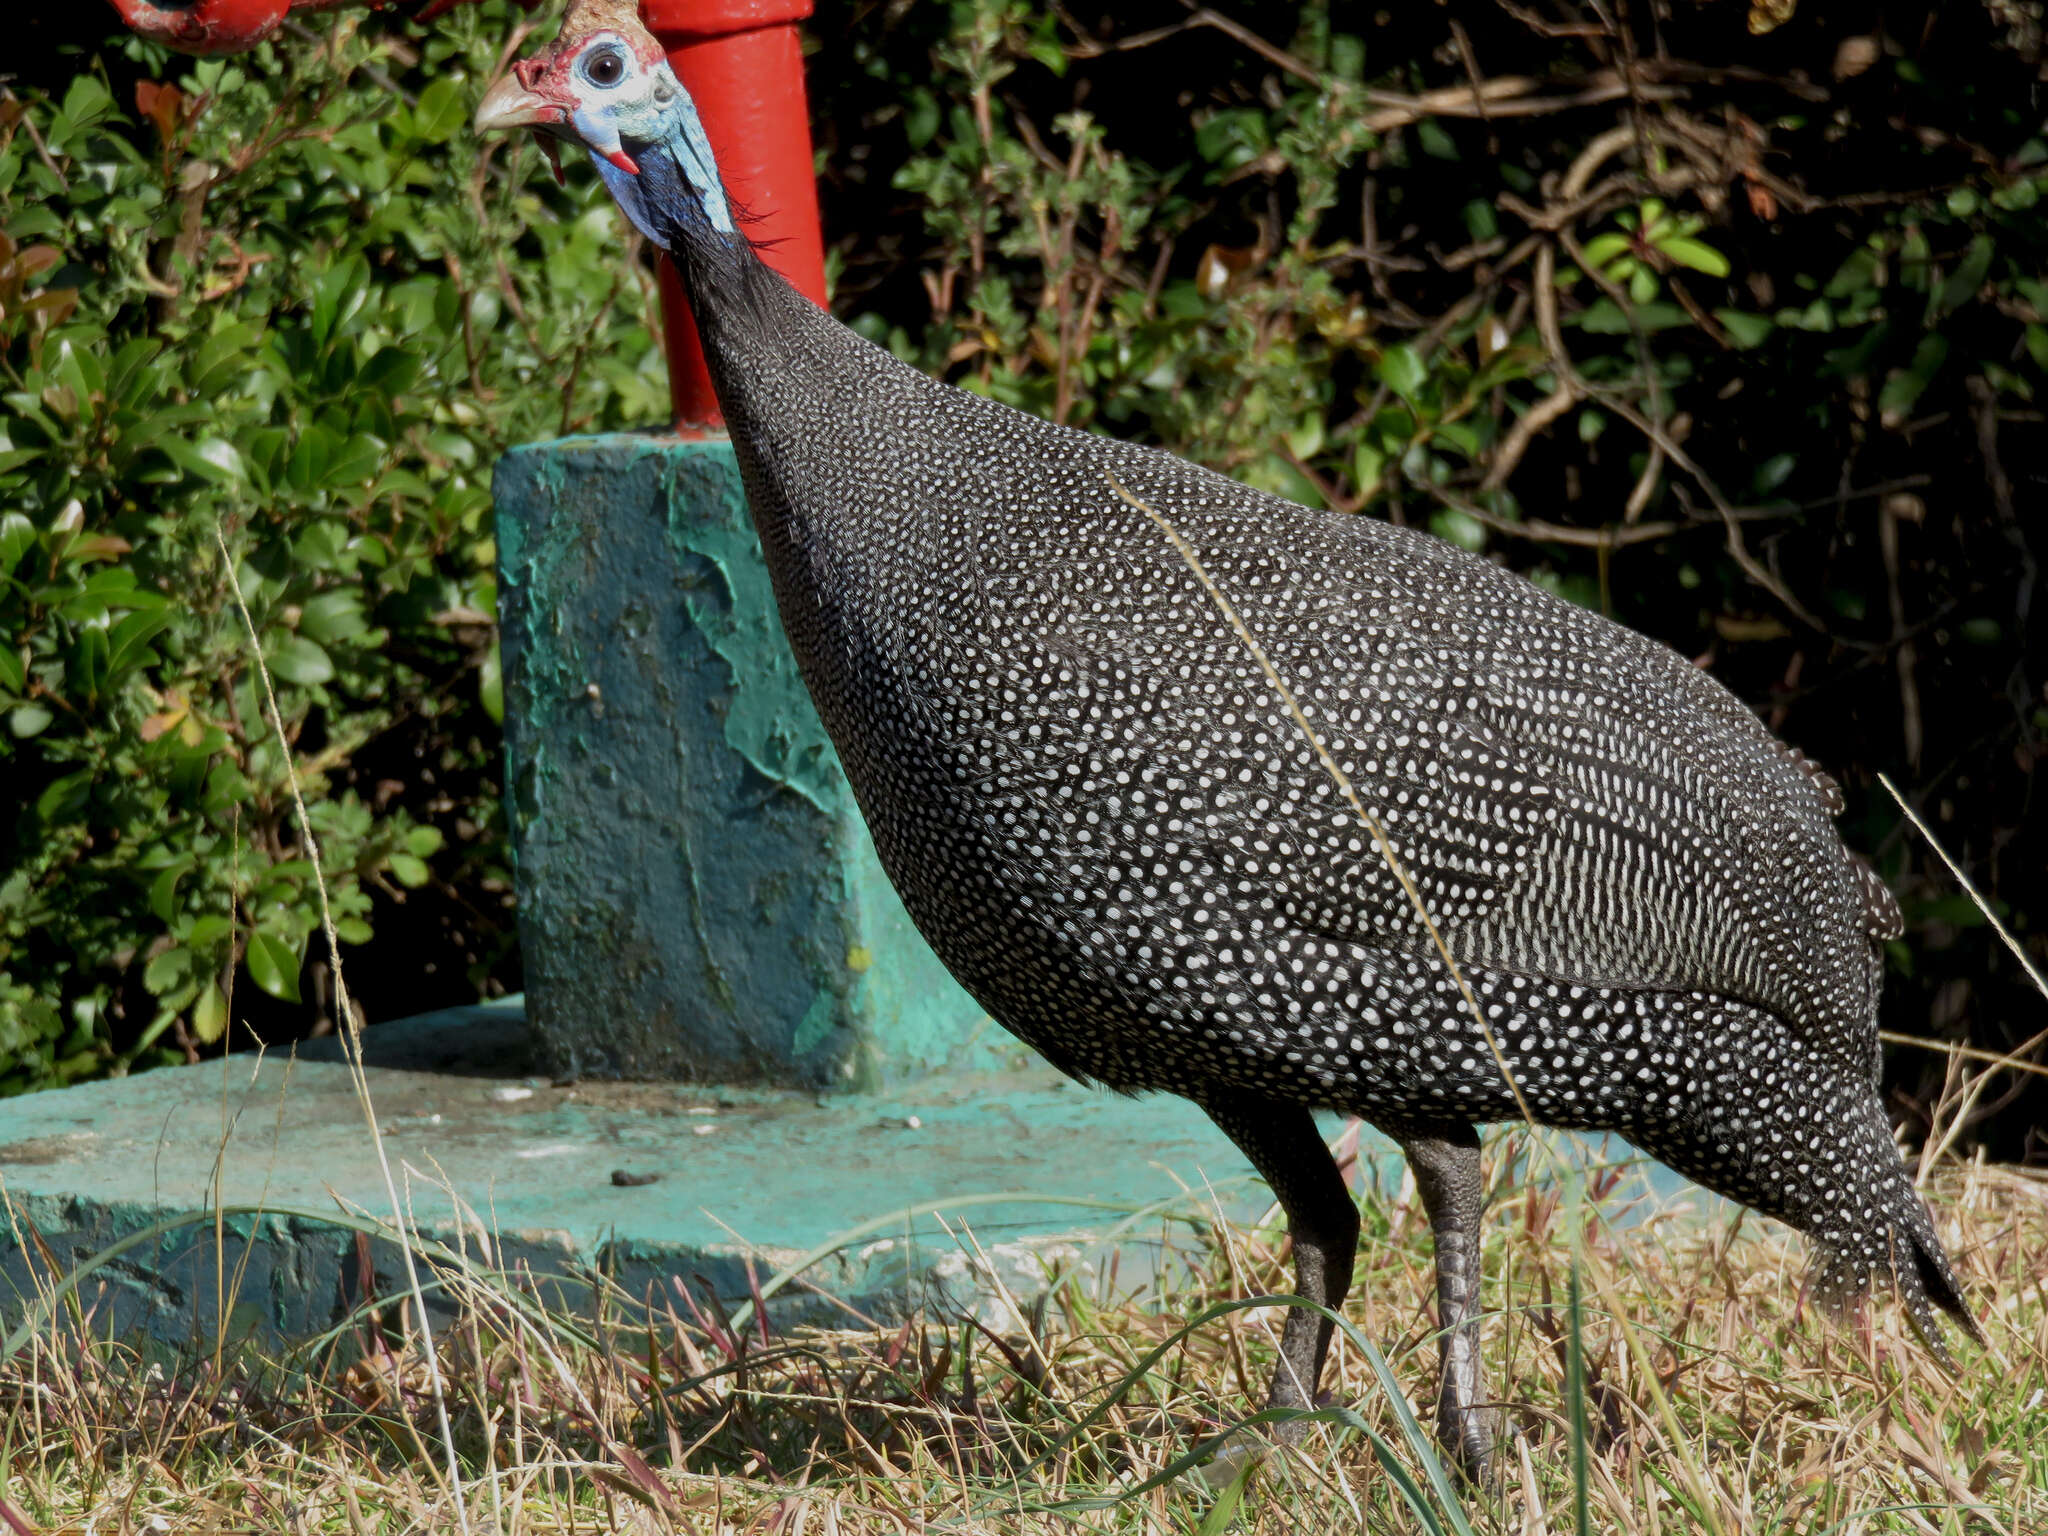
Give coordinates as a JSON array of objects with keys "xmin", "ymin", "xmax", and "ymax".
[{"xmin": 3, "ymin": 1135, "xmax": 2042, "ymax": 1535}]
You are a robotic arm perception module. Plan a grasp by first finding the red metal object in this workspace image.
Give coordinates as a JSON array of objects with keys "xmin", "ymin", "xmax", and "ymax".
[
  {"xmin": 641, "ymin": 0, "xmax": 826, "ymax": 435},
  {"xmin": 105, "ymin": 0, "xmax": 510, "ymax": 57},
  {"xmin": 104, "ymin": 0, "xmax": 295, "ymax": 54}
]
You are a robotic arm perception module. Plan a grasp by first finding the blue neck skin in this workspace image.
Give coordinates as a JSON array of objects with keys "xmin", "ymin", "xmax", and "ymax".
[{"xmin": 588, "ymin": 100, "xmax": 736, "ymax": 254}]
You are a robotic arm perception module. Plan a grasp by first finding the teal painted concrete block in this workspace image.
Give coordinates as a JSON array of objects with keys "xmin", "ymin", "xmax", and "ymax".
[
  {"xmin": 494, "ymin": 434, "xmax": 1010, "ymax": 1088},
  {"xmin": 0, "ymin": 1004, "xmax": 1276, "ymax": 1352}
]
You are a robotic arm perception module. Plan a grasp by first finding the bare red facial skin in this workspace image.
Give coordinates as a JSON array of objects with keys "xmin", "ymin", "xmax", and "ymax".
[{"xmin": 506, "ymin": 31, "xmax": 661, "ymax": 180}]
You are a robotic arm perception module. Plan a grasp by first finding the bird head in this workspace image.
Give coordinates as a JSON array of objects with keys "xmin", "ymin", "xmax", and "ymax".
[{"xmin": 474, "ymin": 0, "xmax": 732, "ymax": 250}]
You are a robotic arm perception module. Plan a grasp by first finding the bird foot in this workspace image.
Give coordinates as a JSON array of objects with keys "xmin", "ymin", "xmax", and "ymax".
[
  {"xmin": 1438, "ymin": 1403, "xmax": 1516, "ymax": 1486},
  {"xmin": 1195, "ymin": 1431, "xmax": 1266, "ymax": 1490},
  {"xmin": 1198, "ymin": 1386, "xmax": 1344, "ymax": 1485}
]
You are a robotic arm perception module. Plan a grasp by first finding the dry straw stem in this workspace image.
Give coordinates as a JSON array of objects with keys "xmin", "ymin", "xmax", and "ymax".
[
  {"xmin": 1878, "ymin": 773, "xmax": 2048, "ymax": 1178},
  {"xmin": 1100, "ymin": 470, "xmax": 1535, "ymax": 1129},
  {"xmin": 211, "ymin": 521, "xmax": 472, "ymax": 1533}
]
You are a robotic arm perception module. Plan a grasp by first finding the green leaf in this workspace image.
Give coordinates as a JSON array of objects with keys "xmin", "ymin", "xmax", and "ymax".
[
  {"xmin": 387, "ymin": 852, "xmax": 431, "ymax": 888},
  {"xmin": 287, "ymin": 425, "xmax": 338, "ymax": 491},
  {"xmin": 1195, "ymin": 1454, "xmax": 1257, "ymax": 1535},
  {"xmin": 1879, "ymin": 334, "xmax": 1950, "ymax": 427},
  {"xmin": 357, "ymin": 347, "xmax": 422, "ymax": 397},
  {"xmin": 0, "ymin": 512, "xmax": 35, "ymax": 577},
  {"xmin": 479, "ymin": 641, "xmax": 504, "ymax": 725},
  {"xmin": 1935, "ymin": 234, "xmax": 1993, "ymax": 318},
  {"xmin": 1824, "ymin": 245, "xmax": 1881, "ymax": 300},
  {"xmin": 9, "ymin": 704, "xmax": 55, "ymax": 739},
  {"xmin": 903, "ymin": 88, "xmax": 941, "ymax": 150},
  {"xmin": 1351, "ymin": 440, "xmax": 1386, "ymax": 490},
  {"xmin": 246, "ymin": 931, "xmax": 302, "ymax": 1003},
  {"xmin": 191, "ymin": 984, "xmax": 228, "ymax": 1045},
  {"xmin": 311, "ymin": 255, "xmax": 371, "ymax": 349},
  {"xmin": 149, "ymin": 861, "xmax": 193, "ymax": 923},
  {"xmin": 1754, "ymin": 452, "xmax": 1797, "ymax": 495},
  {"xmin": 1712, "ymin": 309, "xmax": 1774, "ymax": 349},
  {"xmin": 67, "ymin": 625, "xmax": 110, "ymax": 703},
  {"xmin": 298, "ymin": 591, "xmax": 368, "ymax": 645},
  {"xmin": 295, "ymin": 519, "xmax": 351, "ymax": 571},
  {"xmin": 1376, "ymin": 343, "xmax": 1428, "ymax": 402},
  {"xmin": 1428, "ymin": 509, "xmax": 1487, "ymax": 552},
  {"xmin": 186, "ymin": 915, "xmax": 234, "ymax": 949},
  {"xmin": 143, "ymin": 946, "xmax": 193, "ymax": 997},
  {"xmin": 1579, "ymin": 233, "xmax": 1631, "ymax": 270},
  {"xmin": 1575, "ymin": 300, "xmax": 1690, "ymax": 334},
  {"xmin": 1286, "ymin": 413, "xmax": 1324, "ymax": 461},
  {"xmin": 322, "ymin": 434, "xmax": 386, "ymax": 489},
  {"xmin": 1415, "ymin": 119, "xmax": 1458, "ymax": 161},
  {"xmin": 187, "ymin": 320, "xmax": 266, "ymax": 398},
  {"xmin": 109, "ymin": 609, "xmax": 173, "ymax": 674},
  {"xmin": 265, "ymin": 635, "xmax": 335, "ymax": 686},
  {"xmin": 410, "ymin": 77, "xmax": 468, "ymax": 144},
  {"xmin": 1657, "ymin": 234, "xmax": 1730, "ymax": 278},
  {"xmin": 404, "ymin": 824, "xmax": 445, "ymax": 858}
]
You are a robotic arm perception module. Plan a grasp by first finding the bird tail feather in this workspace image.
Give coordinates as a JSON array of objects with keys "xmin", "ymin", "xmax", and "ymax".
[{"xmin": 1804, "ymin": 1106, "xmax": 1983, "ymax": 1369}]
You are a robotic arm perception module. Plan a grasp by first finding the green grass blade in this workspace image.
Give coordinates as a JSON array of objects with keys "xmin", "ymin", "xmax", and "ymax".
[{"xmin": 1568, "ymin": 1260, "xmax": 1591, "ymax": 1536}]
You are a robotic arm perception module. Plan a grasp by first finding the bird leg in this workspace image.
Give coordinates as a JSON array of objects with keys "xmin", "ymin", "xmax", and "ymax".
[
  {"xmin": 1396, "ymin": 1121, "xmax": 1500, "ymax": 1478},
  {"xmin": 1200, "ymin": 1091, "xmax": 1359, "ymax": 1443}
]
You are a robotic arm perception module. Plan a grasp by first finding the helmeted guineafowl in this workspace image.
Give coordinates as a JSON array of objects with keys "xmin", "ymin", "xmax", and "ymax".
[{"xmin": 477, "ymin": 0, "xmax": 1981, "ymax": 1475}]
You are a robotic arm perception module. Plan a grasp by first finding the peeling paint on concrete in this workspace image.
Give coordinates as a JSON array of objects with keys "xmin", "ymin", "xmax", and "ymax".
[{"xmin": 493, "ymin": 433, "xmax": 1013, "ymax": 1087}]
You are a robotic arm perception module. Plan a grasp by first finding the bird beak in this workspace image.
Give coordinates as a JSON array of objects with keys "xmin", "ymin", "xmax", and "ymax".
[{"xmin": 474, "ymin": 74, "xmax": 564, "ymax": 136}]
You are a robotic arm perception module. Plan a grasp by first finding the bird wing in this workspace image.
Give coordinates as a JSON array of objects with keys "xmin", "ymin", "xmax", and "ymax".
[{"xmin": 955, "ymin": 437, "xmax": 1881, "ymax": 1066}]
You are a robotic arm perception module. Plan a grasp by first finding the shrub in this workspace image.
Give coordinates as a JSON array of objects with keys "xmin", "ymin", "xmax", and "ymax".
[{"xmin": 0, "ymin": 3, "xmax": 658, "ymax": 1090}]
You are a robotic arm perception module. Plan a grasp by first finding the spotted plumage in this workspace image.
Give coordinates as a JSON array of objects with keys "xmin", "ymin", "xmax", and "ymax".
[{"xmin": 479, "ymin": 11, "xmax": 1979, "ymax": 1476}]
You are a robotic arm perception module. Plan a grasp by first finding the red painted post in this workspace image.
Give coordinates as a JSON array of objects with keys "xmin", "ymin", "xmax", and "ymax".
[{"xmin": 640, "ymin": 0, "xmax": 827, "ymax": 436}]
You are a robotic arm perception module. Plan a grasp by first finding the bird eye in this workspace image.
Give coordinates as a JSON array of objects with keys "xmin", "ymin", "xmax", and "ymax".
[{"xmin": 583, "ymin": 49, "xmax": 626, "ymax": 88}]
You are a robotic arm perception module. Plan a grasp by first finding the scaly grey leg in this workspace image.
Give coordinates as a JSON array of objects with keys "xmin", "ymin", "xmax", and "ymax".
[
  {"xmin": 1200, "ymin": 1091, "xmax": 1360, "ymax": 1443},
  {"xmin": 1394, "ymin": 1120, "xmax": 1499, "ymax": 1478}
]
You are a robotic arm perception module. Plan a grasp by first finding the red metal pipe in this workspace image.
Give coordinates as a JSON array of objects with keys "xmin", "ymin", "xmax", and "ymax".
[{"xmin": 641, "ymin": 0, "xmax": 826, "ymax": 435}]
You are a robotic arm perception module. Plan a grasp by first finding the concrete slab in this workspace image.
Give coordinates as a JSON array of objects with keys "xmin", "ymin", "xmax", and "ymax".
[
  {"xmin": 1, "ymin": 999, "xmax": 1721, "ymax": 1361},
  {"xmin": 0, "ymin": 1000, "xmax": 1283, "ymax": 1352}
]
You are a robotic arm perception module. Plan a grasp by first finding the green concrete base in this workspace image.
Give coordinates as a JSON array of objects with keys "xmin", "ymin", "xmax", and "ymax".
[
  {"xmin": 495, "ymin": 433, "xmax": 1004, "ymax": 1089},
  {"xmin": 0, "ymin": 1001, "xmax": 1287, "ymax": 1352}
]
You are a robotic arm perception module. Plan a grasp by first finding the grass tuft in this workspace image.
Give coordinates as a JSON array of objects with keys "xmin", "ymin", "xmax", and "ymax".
[{"xmin": 4, "ymin": 1145, "xmax": 2040, "ymax": 1533}]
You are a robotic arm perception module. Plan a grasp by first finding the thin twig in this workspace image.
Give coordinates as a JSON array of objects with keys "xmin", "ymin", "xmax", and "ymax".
[
  {"xmin": 213, "ymin": 523, "xmax": 473, "ymax": 1534},
  {"xmin": 1879, "ymin": 774, "xmax": 2048, "ymax": 1004}
]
